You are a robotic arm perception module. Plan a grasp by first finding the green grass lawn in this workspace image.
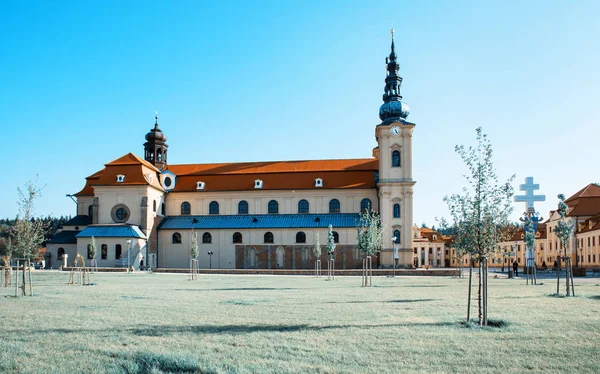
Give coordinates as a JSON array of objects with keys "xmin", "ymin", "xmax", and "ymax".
[{"xmin": 1, "ymin": 271, "xmax": 599, "ymax": 374}]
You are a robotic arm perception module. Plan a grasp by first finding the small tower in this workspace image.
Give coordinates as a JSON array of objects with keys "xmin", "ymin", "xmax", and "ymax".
[{"xmin": 144, "ymin": 113, "xmax": 168, "ymax": 169}]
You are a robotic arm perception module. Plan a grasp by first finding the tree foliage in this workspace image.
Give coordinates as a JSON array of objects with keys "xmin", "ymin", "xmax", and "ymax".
[
  {"xmin": 555, "ymin": 194, "xmax": 574, "ymax": 253},
  {"xmin": 313, "ymin": 233, "xmax": 321, "ymax": 258},
  {"xmin": 10, "ymin": 179, "xmax": 46, "ymax": 259},
  {"xmin": 356, "ymin": 210, "xmax": 384, "ymax": 256},
  {"xmin": 190, "ymin": 232, "xmax": 199, "ymax": 259},
  {"xmin": 89, "ymin": 236, "xmax": 97, "ymax": 259},
  {"xmin": 327, "ymin": 225, "xmax": 336, "ymax": 254},
  {"xmin": 443, "ymin": 128, "xmax": 515, "ymax": 261}
]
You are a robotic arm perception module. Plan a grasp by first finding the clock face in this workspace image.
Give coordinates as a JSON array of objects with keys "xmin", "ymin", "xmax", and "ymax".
[{"xmin": 390, "ymin": 126, "xmax": 401, "ymax": 136}]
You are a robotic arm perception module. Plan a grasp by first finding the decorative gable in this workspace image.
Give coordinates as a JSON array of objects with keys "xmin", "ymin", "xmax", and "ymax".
[
  {"xmin": 254, "ymin": 180, "xmax": 263, "ymax": 189},
  {"xmin": 116, "ymin": 174, "xmax": 125, "ymax": 183},
  {"xmin": 197, "ymin": 181, "xmax": 206, "ymax": 190},
  {"xmin": 315, "ymin": 178, "xmax": 323, "ymax": 187}
]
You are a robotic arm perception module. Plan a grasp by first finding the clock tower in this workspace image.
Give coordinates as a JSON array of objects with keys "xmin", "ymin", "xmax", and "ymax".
[{"xmin": 376, "ymin": 29, "xmax": 416, "ymax": 268}]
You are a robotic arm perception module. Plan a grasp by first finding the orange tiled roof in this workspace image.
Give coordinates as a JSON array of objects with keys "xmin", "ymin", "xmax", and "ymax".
[
  {"xmin": 167, "ymin": 158, "xmax": 378, "ymax": 176},
  {"xmin": 168, "ymin": 158, "xmax": 378, "ymax": 192},
  {"xmin": 578, "ymin": 213, "xmax": 600, "ymax": 234},
  {"xmin": 74, "ymin": 153, "xmax": 163, "ymax": 196}
]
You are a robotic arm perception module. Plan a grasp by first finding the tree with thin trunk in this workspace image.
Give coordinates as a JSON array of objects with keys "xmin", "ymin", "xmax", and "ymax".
[
  {"xmin": 10, "ymin": 178, "xmax": 46, "ymax": 260},
  {"xmin": 555, "ymin": 194, "xmax": 575, "ymax": 296},
  {"xmin": 444, "ymin": 128, "xmax": 514, "ymax": 326},
  {"xmin": 313, "ymin": 232, "xmax": 321, "ymax": 274}
]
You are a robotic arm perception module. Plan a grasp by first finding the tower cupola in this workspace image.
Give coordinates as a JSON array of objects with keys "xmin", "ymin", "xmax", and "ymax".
[
  {"xmin": 143, "ymin": 113, "xmax": 169, "ymax": 169},
  {"xmin": 379, "ymin": 29, "xmax": 410, "ymax": 124}
]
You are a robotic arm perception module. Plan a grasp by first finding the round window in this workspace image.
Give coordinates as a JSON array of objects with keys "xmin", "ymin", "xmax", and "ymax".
[
  {"xmin": 116, "ymin": 208, "xmax": 127, "ymax": 220},
  {"xmin": 164, "ymin": 177, "xmax": 172, "ymax": 187},
  {"xmin": 111, "ymin": 204, "xmax": 130, "ymax": 223}
]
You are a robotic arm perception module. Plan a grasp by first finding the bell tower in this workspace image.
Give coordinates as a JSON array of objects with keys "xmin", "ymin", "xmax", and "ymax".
[
  {"xmin": 375, "ymin": 29, "xmax": 416, "ymax": 267},
  {"xmin": 144, "ymin": 113, "xmax": 168, "ymax": 170}
]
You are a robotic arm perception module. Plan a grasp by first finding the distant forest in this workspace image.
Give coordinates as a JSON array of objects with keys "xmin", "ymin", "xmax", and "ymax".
[{"xmin": 0, "ymin": 216, "xmax": 72, "ymax": 255}]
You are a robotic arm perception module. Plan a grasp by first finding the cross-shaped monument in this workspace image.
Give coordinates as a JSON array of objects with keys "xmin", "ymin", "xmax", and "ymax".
[
  {"xmin": 514, "ymin": 176, "xmax": 546, "ymax": 213},
  {"xmin": 515, "ymin": 177, "xmax": 546, "ymax": 282}
]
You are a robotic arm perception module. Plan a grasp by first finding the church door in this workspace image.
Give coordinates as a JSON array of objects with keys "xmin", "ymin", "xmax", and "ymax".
[{"xmin": 276, "ymin": 246, "xmax": 285, "ymax": 268}]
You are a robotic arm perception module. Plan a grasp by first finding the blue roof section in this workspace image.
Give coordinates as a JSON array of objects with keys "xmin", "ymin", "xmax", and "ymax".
[
  {"xmin": 158, "ymin": 213, "xmax": 361, "ymax": 230},
  {"xmin": 64, "ymin": 215, "xmax": 92, "ymax": 227},
  {"xmin": 76, "ymin": 225, "xmax": 147, "ymax": 239},
  {"xmin": 48, "ymin": 230, "xmax": 80, "ymax": 244}
]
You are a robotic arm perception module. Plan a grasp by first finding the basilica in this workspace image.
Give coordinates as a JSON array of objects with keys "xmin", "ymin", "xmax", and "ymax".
[{"xmin": 47, "ymin": 34, "xmax": 417, "ymax": 270}]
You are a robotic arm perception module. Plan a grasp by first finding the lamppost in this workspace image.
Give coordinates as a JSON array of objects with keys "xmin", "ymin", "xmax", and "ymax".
[
  {"xmin": 126, "ymin": 239, "xmax": 132, "ymax": 271},
  {"xmin": 391, "ymin": 236, "xmax": 397, "ymax": 277},
  {"xmin": 207, "ymin": 251, "xmax": 214, "ymax": 269}
]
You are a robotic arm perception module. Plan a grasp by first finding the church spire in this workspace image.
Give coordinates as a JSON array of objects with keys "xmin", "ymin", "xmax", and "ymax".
[{"xmin": 379, "ymin": 29, "xmax": 410, "ymax": 124}]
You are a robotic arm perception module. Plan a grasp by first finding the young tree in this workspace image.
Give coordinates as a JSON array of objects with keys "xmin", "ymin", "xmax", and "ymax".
[
  {"xmin": 555, "ymin": 194, "xmax": 575, "ymax": 296},
  {"xmin": 444, "ymin": 128, "xmax": 514, "ymax": 326},
  {"xmin": 190, "ymin": 232, "xmax": 199, "ymax": 259},
  {"xmin": 357, "ymin": 209, "xmax": 385, "ymax": 257},
  {"xmin": 327, "ymin": 225, "xmax": 336, "ymax": 257},
  {"xmin": 10, "ymin": 179, "xmax": 46, "ymax": 259},
  {"xmin": 313, "ymin": 233, "xmax": 321, "ymax": 259},
  {"xmin": 88, "ymin": 236, "xmax": 97, "ymax": 261}
]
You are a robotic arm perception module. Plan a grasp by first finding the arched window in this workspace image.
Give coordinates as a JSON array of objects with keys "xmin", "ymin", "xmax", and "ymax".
[
  {"xmin": 360, "ymin": 198, "xmax": 372, "ymax": 212},
  {"xmin": 202, "ymin": 232, "xmax": 212, "ymax": 244},
  {"xmin": 393, "ymin": 230, "xmax": 401, "ymax": 244},
  {"xmin": 87, "ymin": 244, "xmax": 94, "ymax": 259},
  {"xmin": 101, "ymin": 244, "xmax": 107, "ymax": 259},
  {"xmin": 161, "ymin": 203, "xmax": 166, "ymax": 215},
  {"xmin": 264, "ymin": 232, "xmax": 274, "ymax": 243},
  {"xmin": 268, "ymin": 200, "xmax": 279, "ymax": 214},
  {"xmin": 296, "ymin": 231, "xmax": 306, "ymax": 243},
  {"xmin": 333, "ymin": 231, "xmax": 339, "ymax": 243},
  {"xmin": 172, "ymin": 233, "xmax": 182, "ymax": 244},
  {"xmin": 209, "ymin": 201, "xmax": 219, "ymax": 215},
  {"xmin": 392, "ymin": 150, "xmax": 401, "ymax": 167},
  {"xmin": 58, "ymin": 248, "xmax": 65, "ymax": 260},
  {"xmin": 157, "ymin": 150, "xmax": 162, "ymax": 162},
  {"xmin": 181, "ymin": 202, "xmax": 191, "ymax": 215},
  {"xmin": 153, "ymin": 200, "xmax": 157, "ymax": 212},
  {"xmin": 393, "ymin": 203, "xmax": 400, "ymax": 218},
  {"xmin": 329, "ymin": 199, "xmax": 340, "ymax": 213},
  {"xmin": 115, "ymin": 244, "xmax": 122, "ymax": 259},
  {"xmin": 233, "ymin": 232, "xmax": 243, "ymax": 243},
  {"xmin": 163, "ymin": 150, "xmax": 167, "ymax": 162},
  {"xmin": 276, "ymin": 247, "xmax": 285, "ymax": 268},
  {"xmin": 298, "ymin": 199, "xmax": 309, "ymax": 214},
  {"xmin": 238, "ymin": 200, "xmax": 249, "ymax": 214},
  {"xmin": 88, "ymin": 205, "xmax": 93, "ymax": 218}
]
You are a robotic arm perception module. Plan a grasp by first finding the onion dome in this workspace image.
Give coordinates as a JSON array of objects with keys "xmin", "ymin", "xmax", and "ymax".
[
  {"xmin": 145, "ymin": 115, "xmax": 167, "ymax": 142},
  {"xmin": 379, "ymin": 29, "xmax": 410, "ymax": 124}
]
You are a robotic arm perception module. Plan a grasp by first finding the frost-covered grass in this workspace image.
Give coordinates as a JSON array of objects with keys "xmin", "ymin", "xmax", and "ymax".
[{"xmin": 1, "ymin": 271, "xmax": 599, "ymax": 373}]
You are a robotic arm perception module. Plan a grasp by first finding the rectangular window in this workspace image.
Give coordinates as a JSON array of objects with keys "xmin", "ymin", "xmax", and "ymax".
[
  {"xmin": 594, "ymin": 237, "xmax": 596, "ymax": 246},
  {"xmin": 588, "ymin": 255, "xmax": 591, "ymax": 263},
  {"xmin": 550, "ymin": 242, "xmax": 552, "ymax": 251},
  {"xmin": 588, "ymin": 237, "xmax": 591, "ymax": 247},
  {"xmin": 101, "ymin": 244, "xmax": 107, "ymax": 260}
]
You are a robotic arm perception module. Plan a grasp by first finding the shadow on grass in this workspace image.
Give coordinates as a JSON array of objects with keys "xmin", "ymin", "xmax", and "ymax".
[
  {"xmin": 117, "ymin": 351, "xmax": 203, "ymax": 373},
  {"xmin": 327, "ymin": 299, "xmax": 439, "ymax": 304},
  {"xmin": 175, "ymin": 287, "xmax": 297, "ymax": 292},
  {"xmin": 402, "ymin": 285, "xmax": 448, "ymax": 288},
  {"xmin": 458, "ymin": 319, "xmax": 510, "ymax": 329},
  {"xmin": 587, "ymin": 295, "xmax": 600, "ymax": 300},
  {"xmin": 8, "ymin": 321, "xmax": 457, "ymax": 338}
]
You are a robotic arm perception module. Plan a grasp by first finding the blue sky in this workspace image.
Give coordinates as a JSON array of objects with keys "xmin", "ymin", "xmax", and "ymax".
[{"xmin": 1, "ymin": 0, "xmax": 599, "ymax": 225}]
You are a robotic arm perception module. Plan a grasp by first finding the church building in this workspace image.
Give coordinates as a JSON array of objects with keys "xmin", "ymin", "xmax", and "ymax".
[{"xmin": 47, "ymin": 33, "xmax": 417, "ymax": 270}]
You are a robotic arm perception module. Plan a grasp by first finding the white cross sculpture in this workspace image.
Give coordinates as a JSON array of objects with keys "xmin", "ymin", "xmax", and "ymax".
[{"xmin": 514, "ymin": 177, "xmax": 546, "ymax": 213}]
